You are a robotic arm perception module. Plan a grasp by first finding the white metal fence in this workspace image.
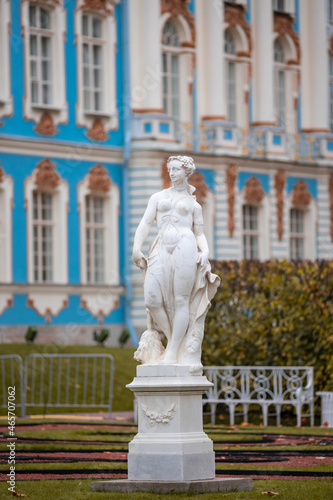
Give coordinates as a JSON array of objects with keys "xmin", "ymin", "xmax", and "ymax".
[{"xmin": 0, "ymin": 354, "xmax": 115, "ymax": 417}]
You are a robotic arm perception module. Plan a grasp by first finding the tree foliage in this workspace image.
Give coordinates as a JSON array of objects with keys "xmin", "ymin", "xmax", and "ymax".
[{"xmin": 203, "ymin": 260, "xmax": 333, "ymax": 392}]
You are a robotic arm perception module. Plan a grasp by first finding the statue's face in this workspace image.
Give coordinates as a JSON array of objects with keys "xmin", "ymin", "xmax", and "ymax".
[{"xmin": 168, "ymin": 159, "xmax": 186, "ymax": 183}]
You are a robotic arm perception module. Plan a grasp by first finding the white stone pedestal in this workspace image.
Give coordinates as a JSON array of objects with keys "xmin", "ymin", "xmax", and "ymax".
[{"xmin": 126, "ymin": 364, "xmax": 215, "ymax": 481}]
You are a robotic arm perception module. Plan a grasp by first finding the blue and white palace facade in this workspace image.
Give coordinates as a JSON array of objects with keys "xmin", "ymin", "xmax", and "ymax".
[{"xmin": 0, "ymin": 0, "xmax": 333, "ymax": 343}]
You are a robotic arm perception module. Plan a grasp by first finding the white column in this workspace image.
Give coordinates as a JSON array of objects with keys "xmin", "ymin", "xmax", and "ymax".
[
  {"xmin": 196, "ymin": 0, "xmax": 226, "ymax": 120},
  {"xmin": 251, "ymin": 0, "xmax": 275, "ymax": 125},
  {"xmin": 129, "ymin": 0, "xmax": 162, "ymax": 112},
  {"xmin": 300, "ymin": 0, "xmax": 328, "ymax": 132}
]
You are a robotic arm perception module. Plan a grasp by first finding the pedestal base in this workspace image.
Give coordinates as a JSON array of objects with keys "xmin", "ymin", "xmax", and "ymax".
[
  {"xmin": 125, "ymin": 365, "xmax": 215, "ymax": 481},
  {"xmin": 91, "ymin": 478, "xmax": 253, "ymax": 494}
]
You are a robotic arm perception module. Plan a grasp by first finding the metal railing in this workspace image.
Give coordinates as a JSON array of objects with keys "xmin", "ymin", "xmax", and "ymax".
[
  {"xmin": 0, "ymin": 355, "xmax": 24, "ymax": 416},
  {"xmin": 0, "ymin": 354, "xmax": 115, "ymax": 417}
]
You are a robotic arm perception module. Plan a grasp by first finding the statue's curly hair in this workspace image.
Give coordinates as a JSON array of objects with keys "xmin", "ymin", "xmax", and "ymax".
[{"xmin": 167, "ymin": 155, "xmax": 196, "ymax": 177}]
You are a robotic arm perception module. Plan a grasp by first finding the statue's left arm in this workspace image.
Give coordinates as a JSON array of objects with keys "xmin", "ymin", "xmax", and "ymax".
[{"xmin": 193, "ymin": 203, "xmax": 209, "ymax": 269}]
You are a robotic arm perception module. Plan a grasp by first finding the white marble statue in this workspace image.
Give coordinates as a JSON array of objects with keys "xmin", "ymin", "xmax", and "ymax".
[{"xmin": 132, "ymin": 155, "xmax": 220, "ymax": 370}]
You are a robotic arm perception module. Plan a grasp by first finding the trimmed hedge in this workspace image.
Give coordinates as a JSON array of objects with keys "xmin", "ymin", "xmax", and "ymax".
[{"xmin": 203, "ymin": 260, "xmax": 333, "ymax": 392}]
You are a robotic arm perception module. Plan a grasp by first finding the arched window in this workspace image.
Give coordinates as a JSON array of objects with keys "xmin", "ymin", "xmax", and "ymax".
[
  {"xmin": 289, "ymin": 208, "xmax": 305, "ymax": 259},
  {"xmin": 274, "ymin": 38, "xmax": 286, "ymax": 128},
  {"xmin": 242, "ymin": 204, "xmax": 259, "ymax": 259},
  {"xmin": 224, "ymin": 30, "xmax": 237, "ymax": 123},
  {"xmin": 161, "ymin": 20, "xmax": 180, "ymax": 119}
]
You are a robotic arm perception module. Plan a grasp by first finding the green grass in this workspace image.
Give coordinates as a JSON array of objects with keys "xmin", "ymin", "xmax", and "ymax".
[
  {"xmin": 1, "ymin": 479, "xmax": 333, "ymax": 500},
  {"xmin": 0, "ymin": 344, "xmax": 137, "ymax": 414}
]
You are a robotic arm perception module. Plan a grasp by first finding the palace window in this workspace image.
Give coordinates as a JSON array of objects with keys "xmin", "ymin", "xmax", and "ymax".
[
  {"xmin": 21, "ymin": 1, "xmax": 67, "ymax": 131},
  {"xmin": 85, "ymin": 195, "xmax": 106, "ymax": 284},
  {"xmin": 329, "ymin": 0, "xmax": 333, "ymax": 23},
  {"xmin": 32, "ymin": 191, "xmax": 53, "ymax": 282},
  {"xmin": 273, "ymin": 0, "xmax": 285, "ymax": 12},
  {"xmin": 225, "ymin": 30, "xmax": 237, "ymax": 123},
  {"xmin": 274, "ymin": 39, "xmax": 286, "ymax": 128},
  {"xmin": 289, "ymin": 208, "xmax": 304, "ymax": 259},
  {"xmin": 75, "ymin": 1, "xmax": 118, "ymax": 136},
  {"xmin": 25, "ymin": 159, "xmax": 68, "ymax": 284},
  {"xmin": 162, "ymin": 20, "xmax": 180, "ymax": 119},
  {"xmin": 242, "ymin": 205, "xmax": 259, "ymax": 259},
  {"xmin": 0, "ymin": 0, "xmax": 13, "ymax": 120},
  {"xmin": 78, "ymin": 166, "xmax": 119, "ymax": 286},
  {"xmin": 0, "ymin": 168, "xmax": 13, "ymax": 283},
  {"xmin": 28, "ymin": 5, "xmax": 53, "ymax": 106}
]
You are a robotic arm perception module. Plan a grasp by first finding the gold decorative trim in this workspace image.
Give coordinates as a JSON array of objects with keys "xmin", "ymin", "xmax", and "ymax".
[
  {"xmin": 80, "ymin": 0, "xmax": 113, "ymax": 14},
  {"xmin": 35, "ymin": 159, "xmax": 60, "ymax": 189},
  {"xmin": 244, "ymin": 176, "xmax": 265, "ymax": 204},
  {"xmin": 0, "ymin": 167, "xmax": 4, "ymax": 183},
  {"xmin": 87, "ymin": 164, "xmax": 112, "ymax": 192},
  {"xmin": 162, "ymin": 158, "xmax": 170, "ymax": 189},
  {"xmin": 274, "ymin": 170, "xmax": 286, "ymax": 241},
  {"xmin": 161, "ymin": 0, "xmax": 195, "ymax": 44},
  {"xmin": 291, "ymin": 180, "xmax": 311, "ymax": 206},
  {"xmin": 189, "ymin": 171, "xmax": 208, "ymax": 201},
  {"xmin": 274, "ymin": 12, "xmax": 300, "ymax": 65},
  {"xmin": 225, "ymin": 4, "xmax": 252, "ymax": 55},
  {"xmin": 226, "ymin": 164, "xmax": 237, "ymax": 238},
  {"xmin": 201, "ymin": 115, "xmax": 226, "ymax": 121}
]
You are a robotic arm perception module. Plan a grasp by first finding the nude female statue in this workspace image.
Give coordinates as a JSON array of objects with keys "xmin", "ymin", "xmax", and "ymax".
[{"xmin": 132, "ymin": 155, "xmax": 220, "ymax": 370}]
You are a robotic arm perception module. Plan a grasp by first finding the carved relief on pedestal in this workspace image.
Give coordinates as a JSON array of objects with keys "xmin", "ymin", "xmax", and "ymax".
[
  {"xmin": 87, "ymin": 165, "xmax": 112, "ymax": 192},
  {"xmin": 291, "ymin": 180, "xmax": 311, "ymax": 206},
  {"xmin": 141, "ymin": 403, "xmax": 176, "ymax": 426},
  {"xmin": 274, "ymin": 170, "xmax": 286, "ymax": 241},
  {"xmin": 34, "ymin": 159, "xmax": 60, "ymax": 189},
  {"xmin": 35, "ymin": 112, "xmax": 58, "ymax": 136},
  {"xmin": 225, "ymin": 4, "xmax": 252, "ymax": 57},
  {"xmin": 161, "ymin": 0, "xmax": 195, "ymax": 44},
  {"xmin": 226, "ymin": 164, "xmax": 237, "ymax": 238},
  {"xmin": 329, "ymin": 174, "xmax": 333, "ymax": 241},
  {"xmin": 244, "ymin": 176, "xmax": 265, "ymax": 204},
  {"xmin": 87, "ymin": 118, "xmax": 109, "ymax": 142},
  {"xmin": 274, "ymin": 13, "xmax": 300, "ymax": 65}
]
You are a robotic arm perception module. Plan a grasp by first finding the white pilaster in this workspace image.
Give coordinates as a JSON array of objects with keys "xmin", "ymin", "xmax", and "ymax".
[
  {"xmin": 300, "ymin": 0, "xmax": 328, "ymax": 132},
  {"xmin": 251, "ymin": 0, "xmax": 275, "ymax": 125},
  {"xmin": 129, "ymin": 0, "xmax": 162, "ymax": 112},
  {"xmin": 196, "ymin": 0, "xmax": 226, "ymax": 120}
]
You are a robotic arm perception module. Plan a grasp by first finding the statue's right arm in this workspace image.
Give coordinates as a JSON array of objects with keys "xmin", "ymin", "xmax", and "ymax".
[{"xmin": 132, "ymin": 193, "xmax": 158, "ymax": 269}]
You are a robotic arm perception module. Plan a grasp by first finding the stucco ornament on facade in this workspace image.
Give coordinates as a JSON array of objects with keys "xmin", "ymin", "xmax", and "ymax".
[
  {"xmin": 274, "ymin": 170, "xmax": 286, "ymax": 241},
  {"xmin": 329, "ymin": 174, "xmax": 333, "ymax": 241},
  {"xmin": 224, "ymin": 4, "xmax": 252, "ymax": 57},
  {"xmin": 226, "ymin": 164, "xmax": 237, "ymax": 238},
  {"xmin": 34, "ymin": 159, "xmax": 60, "ymax": 189},
  {"xmin": 80, "ymin": 0, "xmax": 113, "ymax": 14},
  {"xmin": 244, "ymin": 176, "xmax": 265, "ymax": 204},
  {"xmin": 274, "ymin": 13, "xmax": 300, "ymax": 65},
  {"xmin": 87, "ymin": 118, "xmax": 109, "ymax": 142},
  {"xmin": 87, "ymin": 164, "xmax": 112, "ymax": 192},
  {"xmin": 291, "ymin": 180, "xmax": 311, "ymax": 206},
  {"xmin": 0, "ymin": 167, "xmax": 4, "ymax": 183},
  {"xmin": 162, "ymin": 159, "xmax": 208, "ymax": 201},
  {"xmin": 133, "ymin": 155, "xmax": 220, "ymax": 370},
  {"xmin": 161, "ymin": 0, "xmax": 195, "ymax": 44},
  {"xmin": 35, "ymin": 112, "xmax": 58, "ymax": 136}
]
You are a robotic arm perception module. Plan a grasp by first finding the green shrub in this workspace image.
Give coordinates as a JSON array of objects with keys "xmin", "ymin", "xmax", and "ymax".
[
  {"xmin": 25, "ymin": 326, "xmax": 38, "ymax": 344},
  {"xmin": 93, "ymin": 328, "xmax": 110, "ymax": 346},
  {"xmin": 203, "ymin": 259, "xmax": 333, "ymax": 392}
]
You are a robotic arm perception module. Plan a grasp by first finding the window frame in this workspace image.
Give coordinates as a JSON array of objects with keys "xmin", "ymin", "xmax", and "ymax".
[
  {"xmin": 78, "ymin": 170, "xmax": 119, "ymax": 286},
  {"xmin": 0, "ymin": 0, "xmax": 13, "ymax": 120},
  {"xmin": 21, "ymin": 0, "xmax": 67, "ymax": 128},
  {"xmin": 242, "ymin": 204, "xmax": 260, "ymax": 259},
  {"xmin": 75, "ymin": 2, "xmax": 118, "ymax": 133},
  {"xmin": 289, "ymin": 207, "xmax": 305, "ymax": 260},
  {"xmin": 0, "ymin": 169, "xmax": 13, "ymax": 283},
  {"xmin": 25, "ymin": 164, "xmax": 68, "ymax": 285}
]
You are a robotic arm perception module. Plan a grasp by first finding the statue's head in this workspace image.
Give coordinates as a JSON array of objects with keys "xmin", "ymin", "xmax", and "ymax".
[{"xmin": 167, "ymin": 155, "xmax": 195, "ymax": 178}]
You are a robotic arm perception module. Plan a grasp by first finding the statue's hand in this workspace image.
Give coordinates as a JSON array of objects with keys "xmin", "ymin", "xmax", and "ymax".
[
  {"xmin": 133, "ymin": 249, "xmax": 147, "ymax": 270},
  {"xmin": 197, "ymin": 249, "xmax": 209, "ymax": 269}
]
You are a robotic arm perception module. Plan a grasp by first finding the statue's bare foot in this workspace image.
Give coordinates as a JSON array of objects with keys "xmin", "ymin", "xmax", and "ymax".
[{"xmin": 161, "ymin": 352, "xmax": 177, "ymax": 364}]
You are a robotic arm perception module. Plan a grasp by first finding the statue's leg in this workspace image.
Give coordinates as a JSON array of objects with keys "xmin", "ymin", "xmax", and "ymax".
[
  {"xmin": 162, "ymin": 238, "xmax": 197, "ymax": 364},
  {"xmin": 144, "ymin": 269, "xmax": 171, "ymax": 340}
]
